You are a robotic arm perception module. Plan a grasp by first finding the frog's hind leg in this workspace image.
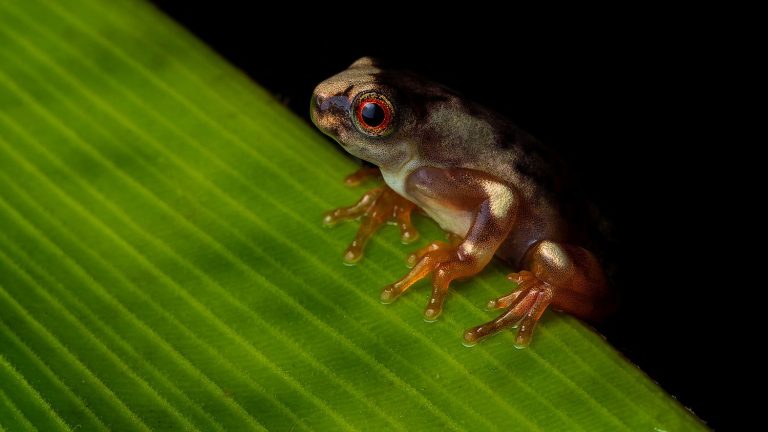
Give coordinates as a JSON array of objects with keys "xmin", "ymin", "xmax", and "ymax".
[{"xmin": 463, "ymin": 240, "xmax": 609, "ymax": 348}]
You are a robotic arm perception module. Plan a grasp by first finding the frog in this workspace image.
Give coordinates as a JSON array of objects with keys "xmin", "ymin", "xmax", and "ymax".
[{"xmin": 310, "ymin": 57, "xmax": 612, "ymax": 348}]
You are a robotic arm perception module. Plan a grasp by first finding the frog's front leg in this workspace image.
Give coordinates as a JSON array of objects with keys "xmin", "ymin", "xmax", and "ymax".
[
  {"xmin": 381, "ymin": 167, "xmax": 519, "ymax": 321},
  {"xmin": 323, "ymin": 168, "xmax": 419, "ymax": 264}
]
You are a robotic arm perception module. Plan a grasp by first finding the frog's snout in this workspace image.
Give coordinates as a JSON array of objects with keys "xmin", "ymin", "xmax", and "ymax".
[
  {"xmin": 311, "ymin": 91, "xmax": 351, "ymax": 117},
  {"xmin": 310, "ymin": 87, "xmax": 351, "ymax": 136},
  {"xmin": 311, "ymin": 93, "xmax": 324, "ymax": 112}
]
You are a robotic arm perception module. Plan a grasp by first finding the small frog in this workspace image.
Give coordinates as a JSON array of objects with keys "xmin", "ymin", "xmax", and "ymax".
[{"xmin": 311, "ymin": 57, "xmax": 611, "ymax": 348}]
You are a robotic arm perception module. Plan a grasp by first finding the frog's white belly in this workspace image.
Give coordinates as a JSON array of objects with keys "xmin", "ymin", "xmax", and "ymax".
[
  {"xmin": 381, "ymin": 164, "xmax": 472, "ymax": 237},
  {"xmin": 418, "ymin": 203, "xmax": 473, "ymax": 237}
]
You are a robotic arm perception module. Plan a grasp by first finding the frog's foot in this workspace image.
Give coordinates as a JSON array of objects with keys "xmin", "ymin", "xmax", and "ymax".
[
  {"xmin": 405, "ymin": 233, "xmax": 462, "ymax": 268},
  {"xmin": 323, "ymin": 185, "xmax": 419, "ymax": 264},
  {"xmin": 463, "ymin": 270, "xmax": 554, "ymax": 348},
  {"xmin": 381, "ymin": 241, "xmax": 481, "ymax": 321}
]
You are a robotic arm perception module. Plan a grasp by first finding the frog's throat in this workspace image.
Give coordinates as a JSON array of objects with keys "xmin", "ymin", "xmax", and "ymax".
[{"xmin": 387, "ymin": 141, "xmax": 417, "ymax": 173}]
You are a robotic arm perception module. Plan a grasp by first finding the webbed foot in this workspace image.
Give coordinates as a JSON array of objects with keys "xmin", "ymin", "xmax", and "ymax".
[
  {"xmin": 463, "ymin": 271, "xmax": 553, "ymax": 348},
  {"xmin": 323, "ymin": 168, "xmax": 419, "ymax": 264},
  {"xmin": 381, "ymin": 237, "xmax": 483, "ymax": 322}
]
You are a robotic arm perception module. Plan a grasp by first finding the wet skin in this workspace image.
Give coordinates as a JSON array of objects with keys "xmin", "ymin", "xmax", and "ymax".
[{"xmin": 311, "ymin": 57, "xmax": 611, "ymax": 348}]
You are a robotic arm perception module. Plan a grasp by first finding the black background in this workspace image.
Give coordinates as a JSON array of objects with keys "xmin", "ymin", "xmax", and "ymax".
[{"xmin": 150, "ymin": 2, "xmax": 732, "ymax": 429}]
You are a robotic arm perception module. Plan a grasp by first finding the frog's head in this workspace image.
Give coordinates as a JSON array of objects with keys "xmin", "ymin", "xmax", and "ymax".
[{"xmin": 311, "ymin": 57, "xmax": 457, "ymax": 170}]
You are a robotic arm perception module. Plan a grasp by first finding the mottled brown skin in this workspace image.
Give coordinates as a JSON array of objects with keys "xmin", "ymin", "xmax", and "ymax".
[{"xmin": 311, "ymin": 57, "xmax": 610, "ymax": 348}]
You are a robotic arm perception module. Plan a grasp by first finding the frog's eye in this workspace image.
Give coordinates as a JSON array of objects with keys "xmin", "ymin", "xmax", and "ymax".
[{"xmin": 353, "ymin": 93, "xmax": 394, "ymax": 137}]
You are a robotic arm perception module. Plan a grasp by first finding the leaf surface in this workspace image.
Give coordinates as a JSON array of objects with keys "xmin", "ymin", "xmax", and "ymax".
[{"xmin": 0, "ymin": 1, "xmax": 704, "ymax": 430}]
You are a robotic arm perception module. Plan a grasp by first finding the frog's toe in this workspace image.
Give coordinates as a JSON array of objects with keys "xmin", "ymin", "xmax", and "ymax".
[
  {"xmin": 486, "ymin": 271, "xmax": 537, "ymax": 309},
  {"xmin": 397, "ymin": 220, "xmax": 419, "ymax": 244},
  {"xmin": 342, "ymin": 213, "xmax": 382, "ymax": 265},
  {"xmin": 406, "ymin": 241, "xmax": 449, "ymax": 268},
  {"xmin": 385, "ymin": 243, "xmax": 486, "ymax": 324},
  {"xmin": 323, "ymin": 187, "xmax": 384, "ymax": 227},
  {"xmin": 380, "ymin": 248, "xmax": 450, "ymax": 303},
  {"xmin": 464, "ymin": 274, "xmax": 553, "ymax": 348},
  {"xmin": 405, "ymin": 234, "xmax": 461, "ymax": 267}
]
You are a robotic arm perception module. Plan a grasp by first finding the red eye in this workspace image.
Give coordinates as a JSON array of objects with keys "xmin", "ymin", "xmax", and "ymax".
[{"xmin": 355, "ymin": 95, "xmax": 393, "ymax": 136}]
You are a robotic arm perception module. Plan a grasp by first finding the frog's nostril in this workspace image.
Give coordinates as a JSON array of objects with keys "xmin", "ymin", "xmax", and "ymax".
[
  {"xmin": 313, "ymin": 93, "xmax": 326, "ymax": 110},
  {"xmin": 310, "ymin": 94, "xmax": 326, "ymax": 125},
  {"xmin": 311, "ymin": 93, "xmax": 350, "ymax": 120}
]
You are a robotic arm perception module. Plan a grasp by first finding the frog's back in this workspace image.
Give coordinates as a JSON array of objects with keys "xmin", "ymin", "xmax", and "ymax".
[{"xmin": 472, "ymin": 110, "xmax": 610, "ymax": 267}]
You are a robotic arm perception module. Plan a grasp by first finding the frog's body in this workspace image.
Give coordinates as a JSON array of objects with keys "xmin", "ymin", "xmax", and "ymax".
[{"xmin": 312, "ymin": 57, "xmax": 610, "ymax": 347}]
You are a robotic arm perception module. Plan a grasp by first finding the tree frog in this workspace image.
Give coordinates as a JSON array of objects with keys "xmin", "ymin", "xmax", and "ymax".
[{"xmin": 311, "ymin": 57, "xmax": 611, "ymax": 348}]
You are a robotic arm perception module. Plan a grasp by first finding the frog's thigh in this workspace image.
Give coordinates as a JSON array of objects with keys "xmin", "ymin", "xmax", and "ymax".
[{"xmin": 523, "ymin": 240, "xmax": 608, "ymax": 320}]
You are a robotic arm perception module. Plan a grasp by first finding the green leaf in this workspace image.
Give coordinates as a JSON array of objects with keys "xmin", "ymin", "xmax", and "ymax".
[{"xmin": 0, "ymin": 0, "xmax": 704, "ymax": 430}]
